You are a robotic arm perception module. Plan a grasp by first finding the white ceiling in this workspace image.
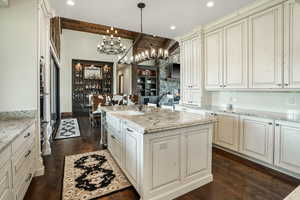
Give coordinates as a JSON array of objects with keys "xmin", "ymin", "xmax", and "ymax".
[{"xmin": 50, "ymin": 0, "xmax": 256, "ymax": 39}]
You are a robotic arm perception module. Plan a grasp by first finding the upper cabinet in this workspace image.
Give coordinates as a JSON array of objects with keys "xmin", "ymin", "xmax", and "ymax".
[
  {"xmin": 224, "ymin": 20, "xmax": 248, "ymax": 89},
  {"xmin": 203, "ymin": 0, "xmax": 300, "ymax": 91},
  {"xmin": 284, "ymin": 1, "xmax": 300, "ymax": 89},
  {"xmin": 204, "ymin": 29, "xmax": 223, "ymax": 89},
  {"xmin": 249, "ymin": 5, "xmax": 283, "ymax": 89},
  {"xmin": 179, "ymin": 31, "xmax": 203, "ymax": 106}
]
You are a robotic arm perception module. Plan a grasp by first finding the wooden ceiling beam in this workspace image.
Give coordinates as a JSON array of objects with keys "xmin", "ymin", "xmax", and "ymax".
[
  {"xmin": 168, "ymin": 41, "xmax": 179, "ymax": 54},
  {"xmin": 60, "ymin": 17, "xmax": 139, "ymax": 40}
]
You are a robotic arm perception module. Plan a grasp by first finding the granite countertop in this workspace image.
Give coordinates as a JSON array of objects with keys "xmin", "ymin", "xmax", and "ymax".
[
  {"xmin": 0, "ymin": 111, "xmax": 36, "ymax": 153},
  {"xmin": 101, "ymin": 106, "xmax": 217, "ymax": 133},
  {"xmin": 180, "ymin": 104, "xmax": 300, "ymax": 123}
]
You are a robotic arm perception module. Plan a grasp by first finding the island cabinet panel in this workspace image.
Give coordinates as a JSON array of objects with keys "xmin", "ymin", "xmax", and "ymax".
[
  {"xmin": 274, "ymin": 121, "xmax": 300, "ymax": 174},
  {"xmin": 183, "ymin": 128, "xmax": 210, "ymax": 180},
  {"xmin": 151, "ymin": 135, "xmax": 181, "ymax": 189},
  {"xmin": 284, "ymin": 1, "xmax": 300, "ymax": 89},
  {"xmin": 239, "ymin": 116, "xmax": 274, "ymax": 164},
  {"xmin": 123, "ymin": 126, "xmax": 140, "ymax": 188},
  {"xmin": 214, "ymin": 113, "xmax": 239, "ymax": 151},
  {"xmin": 249, "ymin": 5, "xmax": 283, "ymax": 89}
]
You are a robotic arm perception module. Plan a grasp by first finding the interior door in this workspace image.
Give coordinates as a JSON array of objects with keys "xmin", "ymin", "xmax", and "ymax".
[
  {"xmin": 249, "ymin": 5, "xmax": 283, "ymax": 89},
  {"xmin": 284, "ymin": 2, "xmax": 300, "ymax": 89},
  {"xmin": 205, "ymin": 29, "xmax": 223, "ymax": 89},
  {"xmin": 223, "ymin": 19, "xmax": 248, "ymax": 89}
]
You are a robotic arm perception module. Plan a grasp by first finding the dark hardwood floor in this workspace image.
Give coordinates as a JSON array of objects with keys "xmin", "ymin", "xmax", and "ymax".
[{"xmin": 25, "ymin": 117, "xmax": 299, "ymax": 200}]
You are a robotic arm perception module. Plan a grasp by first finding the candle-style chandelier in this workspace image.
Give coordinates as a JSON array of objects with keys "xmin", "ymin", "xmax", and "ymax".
[
  {"xmin": 118, "ymin": 1, "xmax": 169, "ymax": 64},
  {"xmin": 97, "ymin": 27, "xmax": 127, "ymax": 55}
]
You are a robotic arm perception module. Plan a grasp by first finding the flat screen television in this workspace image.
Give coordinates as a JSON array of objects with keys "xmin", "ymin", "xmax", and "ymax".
[{"xmin": 169, "ymin": 63, "xmax": 180, "ymax": 79}]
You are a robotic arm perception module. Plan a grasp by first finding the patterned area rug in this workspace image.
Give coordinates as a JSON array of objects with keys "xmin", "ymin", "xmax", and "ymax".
[
  {"xmin": 55, "ymin": 118, "xmax": 80, "ymax": 140},
  {"xmin": 63, "ymin": 150, "xmax": 131, "ymax": 200}
]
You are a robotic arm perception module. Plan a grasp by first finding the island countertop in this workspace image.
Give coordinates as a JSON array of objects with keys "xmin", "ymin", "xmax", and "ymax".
[{"xmin": 101, "ymin": 105, "xmax": 217, "ymax": 133}]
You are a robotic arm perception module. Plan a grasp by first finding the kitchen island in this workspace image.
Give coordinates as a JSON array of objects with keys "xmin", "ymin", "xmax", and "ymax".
[{"xmin": 101, "ymin": 106, "xmax": 217, "ymax": 200}]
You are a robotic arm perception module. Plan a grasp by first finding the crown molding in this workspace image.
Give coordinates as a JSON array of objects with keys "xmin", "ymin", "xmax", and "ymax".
[
  {"xmin": 204, "ymin": 0, "xmax": 288, "ymax": 33},
  {"xmin": 176, "ymin": 26, "xmax": 203, "ymax": 42}
]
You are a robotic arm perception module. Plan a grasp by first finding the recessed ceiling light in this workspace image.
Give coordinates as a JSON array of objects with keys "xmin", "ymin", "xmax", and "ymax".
[
  {"xmin": 170, "ymin": 25, "xmax": 176, "ymax": 30},
  {"xmin": 66, "ymin": 0, "xmax": 75, "ymax": 6},
  {"xmin": 206, "ymin": 1, "xmax": 214, "ymax": 7}
]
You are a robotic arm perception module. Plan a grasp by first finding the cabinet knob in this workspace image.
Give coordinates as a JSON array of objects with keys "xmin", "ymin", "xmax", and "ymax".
[
  {"xmin": 126, "ymin": 128, "xmax": 133, "ymax": 132},
  {"xmin": 219, "ymin": 85, "xmax": 223, "ymax": 88},
  {"xmin": 223, "ymin": 85, "xmax": 227, "ymax": 88},
  {"xmin": 268, "ymin": 122, "xmax": 273, "ymax": 125},
  {"xmin": 24, "ymin": 132, "xmax": 31, "ymax": 138},
  {"xmin": 276, "ymin": 124, "xmax": 280, "ymax": 127},
  {"xmin": 277, "ymin": 83, "xmax": 282, "ymax": 86},
  {"xmin": 284, "ymin": 83, "xmax": 289, "ymax": 86}
]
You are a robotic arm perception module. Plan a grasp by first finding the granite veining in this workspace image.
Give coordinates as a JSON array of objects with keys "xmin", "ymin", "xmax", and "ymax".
[
  {"xmin": 0, "ymin": 110, "xmax": 36, "ymax": 153},
  {"xmin": 101, "ymin": 106, "xmax": 217, "ymax": 133},
  {"xmin": 180, "ymin": 104, "xmax": 300, "ymax": 123}
]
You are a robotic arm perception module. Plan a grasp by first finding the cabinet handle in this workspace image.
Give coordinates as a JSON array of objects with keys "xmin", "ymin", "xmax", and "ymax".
[
  {"xmin": 284, "ymin": 83, "xmax": 289, "ymax": 86},
  {"xmin": 25, "ymin": 173, "xmax": 32, "ymax": 183},
  {"xmin": 223, "ymin": 85, "xmax": 227, "ymax": 88},
  {"xmin": 277, "ymin": 83, "xmax": 282, "ymax": 87},
  {"xmin": 214, "ymin": 114, "xmax": 218, "ymax": 116},
  {"xmin": 24, "ymin": 132, "xmax": 31, "ymax": 138},
  {"xmin": 219, "ymin": 85, "xmax": 223, "ymax": 88},
  {"xmin": 276, "ymin": 124, "xmax": 280, "ymax": 127},
  {"xmin": 268, "ymin": 122, "xmax": 273, "ymax": 125},
  {"xmin": 126, "ymin": 128, "xmax": 133, "ymax": 132},
  {"xmin": 25, "ymin": 150, "xmax": 32, "ymax": 158},
  {"xmin": 111, "ymin": 135, "xmax": 116, "ymax": 139}
]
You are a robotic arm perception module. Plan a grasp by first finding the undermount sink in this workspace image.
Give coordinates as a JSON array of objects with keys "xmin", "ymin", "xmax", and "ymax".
[{"xmin": 113, "ymin": 110, "xmax": 144, "ymax": 116}]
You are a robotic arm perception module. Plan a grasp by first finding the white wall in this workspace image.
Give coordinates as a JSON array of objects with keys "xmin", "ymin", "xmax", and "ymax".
[
  {"xmin": 60, "ymin": 29, "xmax": 133, "ymax": 113},
  {"xmin": 210, "ymin": 91, "xmax": 300, "ymax": 114},
  {"xmin": 0, "ymin": 0, "xmax": 38, "ymax": 112}
]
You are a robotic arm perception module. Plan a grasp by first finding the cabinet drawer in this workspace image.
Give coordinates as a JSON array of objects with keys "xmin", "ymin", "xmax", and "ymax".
[
  {"xmin": 13, "ymin": 163, "xmax": 34, "ymax": 200},
  {"xmin": 0, "ymin": 161, "xmax": 12, "ymax": 200},
  {"xmin": 12, "ymin": 142, "xmax": 35, "ymax": 189},
  {"xmin": 12, "ymin": 123, "xmax": 35, "ymax": 154},
  {"xmin": 0, "ymin": 145, "xmax": 11, "ymax": 169}
]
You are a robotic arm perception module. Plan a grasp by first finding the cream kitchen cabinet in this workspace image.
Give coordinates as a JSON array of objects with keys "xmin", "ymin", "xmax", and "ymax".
[
  {"xmin": 223, "ymin": 20, "xmax": 248, "ymax": 89},
  {"xmin": 284, "ymin": 1, "xmax": 300, "ymax": 89},
  {"xmin": 0, "ymin": 148, "xmax": 12, "ymax": 200},
  {"xmin": 214, "ymin": 113, "xmax": 240, "ymax": 151},
  {"xmin": 274, "ymin": 121, "xmax": 300, "ymax": 175},
  {"xmin": 204, "ymin": 29, "xmax": 223, "ymax": 89},
  {"xmin": 249, "ymin": 5, "xmax": 283, "ymax": 89},
  {"xmin": 179, "ymin": 30, "xmax": 203, "ymax": 106},
  {"xmin": 205, "ymin": 19, "xmax": 248, "ymax": 90},
  {"xmin": 239, "ymin": 116, "xmax": 274, "ymax": 164}
]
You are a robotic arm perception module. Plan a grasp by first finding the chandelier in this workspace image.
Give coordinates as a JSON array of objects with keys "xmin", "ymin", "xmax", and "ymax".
[
  {"xmin": 118, "ymin": 2, "xmax": 169, "ymax": 64},
  {"xmin": 97, "ymin": 27, "xmax": 127, "ymax": 55}
]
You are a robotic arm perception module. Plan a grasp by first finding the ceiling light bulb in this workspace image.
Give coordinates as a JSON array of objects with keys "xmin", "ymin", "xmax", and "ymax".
[
  {"xmin": 206, "ymin": 1, "xmax": 214, "ymax": 7},
  {"xmin": 66, "ymin": 0, "xmax": 75, "ymax": 6},
  {"xmin": 170, "ymin": 25, "xmax": 176, "ymax": 30}
]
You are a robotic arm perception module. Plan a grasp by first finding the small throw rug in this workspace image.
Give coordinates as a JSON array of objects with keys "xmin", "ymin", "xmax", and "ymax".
[
  {"xmin": 55, "ymin": 118, "xmax": 80, "ymax": 140},
  {"xmin": 63, "ymin": 150, "xmax": 131, "ymax": 200}
]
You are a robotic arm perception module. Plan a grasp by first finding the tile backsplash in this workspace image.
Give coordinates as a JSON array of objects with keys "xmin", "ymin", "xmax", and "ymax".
[{"xmin": 210, "ymin": 91, "xmax": 300, "ymax": 114}]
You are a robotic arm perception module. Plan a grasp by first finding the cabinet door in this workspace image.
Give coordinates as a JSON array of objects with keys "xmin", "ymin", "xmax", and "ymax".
[
  {"xmin": 224, "ymin": 20, "xmax": 248, "ymax": 89},
  {"xmin": 151, "ymin": 135, "xmax": 181, "ymax": 189},
  {"xmin": 124, "ymin": 127, "xmax": 139, "ymax": 186},
  {"xmin": 205, "ymin": 29, "xmax": 223, "ymax": 89},
  {"xmin": 181, "ymin": 40, "xmax": 192, "ymax": 90},
  {"xmin": 284, "ymin": 1, "xmax": 300, "ymax": 89},
  {"xmin": 215, "ymin": 113, "xmax": 239, "ymax": 151},
  {"xmin": 249, "ymin": 5, "xmax": 283, "ymax": 89},
  {"xmin": 0, "ymin": 162, "xmax": 12, "ymax": 200},
  {"xmin": 274, "ymin": 121, "xmax": 300, "ymax": 174},
  {"xmin": 190, "ymin": 37, "xmax": 202, "ymax": 90},
  {"xmin": 184, "ymin": 128, "xmax": 210, "ymax": 180},
  {"xmin": 239, "ymin": 116, "xmax": 274, "ymax": 164}
]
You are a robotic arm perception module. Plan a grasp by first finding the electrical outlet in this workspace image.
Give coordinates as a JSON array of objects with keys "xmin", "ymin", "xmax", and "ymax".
[{"xmin": 287, "ymin": 96, "xmax": 296, "ymax": 105}]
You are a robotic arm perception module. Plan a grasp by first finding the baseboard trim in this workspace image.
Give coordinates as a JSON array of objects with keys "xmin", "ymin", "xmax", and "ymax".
[{"xmin": 145, "ymin": 174, "xmax": 213, "ymax": 200}]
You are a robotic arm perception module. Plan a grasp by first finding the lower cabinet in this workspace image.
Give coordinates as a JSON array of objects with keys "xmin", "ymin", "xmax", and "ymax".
[
  {"xmin": 0, "ymin": 161, "xmax": 12, "ymax": 200},
  {"xmin": 239, "ymin": 116, "xmax": 274, "ymax": 164},
  {"xmin": 123, "ymin": 125, "xmax": 140, "ymax": 188},
  {"xmin": 214, "ymin": 113, "xmax": 239, "ymax": 151},
  {"xmin": 274, "ymin": 121, "xmax": 300, "ymax": 174}
]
